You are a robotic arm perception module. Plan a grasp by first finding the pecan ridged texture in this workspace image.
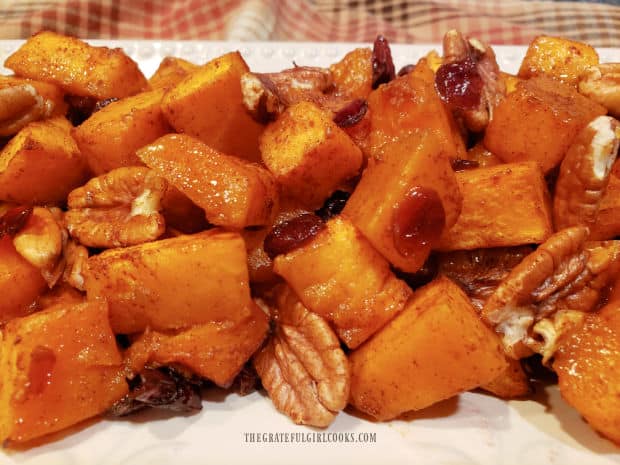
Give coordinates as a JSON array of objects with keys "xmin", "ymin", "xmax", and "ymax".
[
  {"xmin": 481, "ymin": 227, "xmax": 620, "ymax": 359},
  {"xmin": 65, "ymin": 166, "xmax": 167, "ymax": 248},
  {"xmin": 253, "ymin": 286, "xmax": 350, "ymax": 427},
  {"xmin": 0, "ymin": 82, "xmax": 53, "ymax": 136},
  {"xmin": 579, "ymin": 63, "xmax": 620, "ymax": 118}
]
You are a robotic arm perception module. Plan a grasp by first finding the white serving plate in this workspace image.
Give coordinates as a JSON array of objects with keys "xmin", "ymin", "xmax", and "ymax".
[{"xmin": 1, "ymin": 40, "xmax": 620, "ymax": 465}]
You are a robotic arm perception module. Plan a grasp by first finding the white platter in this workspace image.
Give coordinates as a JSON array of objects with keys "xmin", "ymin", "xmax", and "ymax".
[{"xmin": 1, "ymin": 40, "xmax": 620, "ymax": 465}]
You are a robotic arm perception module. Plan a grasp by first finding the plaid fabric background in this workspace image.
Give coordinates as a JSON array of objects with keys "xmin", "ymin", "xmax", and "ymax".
[{"xmin": 0, "ymin": 0, "xmax": 619, "ymax": 46}]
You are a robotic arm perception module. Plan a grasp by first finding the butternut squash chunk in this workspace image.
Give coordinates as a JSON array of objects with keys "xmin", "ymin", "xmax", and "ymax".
[
  {"xmin": 343, "ymin": 129, "xmax": 462, "ymax": 273},
  {"xmin": 161, "ymin": 51, "xmax": 263, "ymax": 163},
  {"xmin": 259, "ymin": 101, "xmax": 363, "ymax": 208},
  {"xmin": 349, "ymin": 276, "xmax": 507, "ymax": 421},
  {"xmin": 0, "ymin": 301, "xmax": 127, "ymax": 444},
  {"xmin": 149, "ymin": 56, "xmax": 199, "ymax": 91},
  {"xmin": 590, "ymin": 169, "xmax": 620, "ymax": 240},
  {"xmin": 4, "ymin": 31, "xmax": 147, "ymax": 99},
  {"xmin": 329, "ymin": 47, "xmax": 373, "ymax": 99},
  {"xmin": 73, "ymin": 89, "xmax": 171, "ymax": 175},
  {"xmin": 273, "ymin": 217, "xmax": 412, "ymax": 349},
  {"xmin": 125, "ymin": 302, "xmax": 269, "ymax": 388},
  {"xmin": 84, "ymin": 230, "xmax": 252, "ymax": 334},
  {"xmin": 437, "ymin": 162, "xmax": 553, "ymax": 251},
  {"xmin": 0, "ymin": 117, "xmax": 89, "ymax": 205},
  {"xmin": 484, "ymin": 76, "xmax": 606, "ymax": 173}
]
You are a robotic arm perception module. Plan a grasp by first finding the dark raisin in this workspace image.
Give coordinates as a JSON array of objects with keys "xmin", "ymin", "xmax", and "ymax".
[
  {"xmin": 392, "ymin": 186, "xmax": 445, "ymax": 257},
  {"xmin": 0, "ymin": 205, "xmax": 32, "ymax": 238},
  {"xmin": 372, "ymin": 35, "xmax": 396, "ymax": 89},
  {"xmin": 435, "ymin": 58, "xmax": 483, "ymax": 110},
  {"xmin": 333, "ymin": 99, "xmax": 368, "ymax": 128},
  {"xmin": 451, "ymin": 158, "xmax": 480, "ymax": 171},
  {"xmin": 315, "ymin": 190, "xmax": 351, "ymax": 220},
  {"xmin": 264, "ymin": 213, "xmax": 325, "ymax": 259},
  {"xmin": 108, "ymin": 367, "xmax": 203, "ymax": 417},
  {"xmin": 65, "ymin": 95, "xmax": 97, "ymax": 126},
  {"xmin": 393, "ymin": 254, "xmax": 439, "ymax": 289},
  {"xmin": 397, "ymin": 64, "xmax": 415, "ymax": 77}
]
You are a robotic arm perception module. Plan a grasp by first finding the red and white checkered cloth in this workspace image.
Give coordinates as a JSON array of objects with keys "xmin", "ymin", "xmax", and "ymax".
[{"xmin": 0, "ymin": 0, "xmax": 619, "ymax": 47}]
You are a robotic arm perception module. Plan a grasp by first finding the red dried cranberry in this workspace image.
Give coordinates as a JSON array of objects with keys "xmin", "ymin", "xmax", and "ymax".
[
  {"xmin": 435, "ymin": 58, "xmax": 483, "ymax": 110},
  {"xmin": 0, "ymin": 205, "xmax": 33, "ymax": 238},
  {"xmin": 372, "ymin": 35, "xmax": 396, "ymax": 89},
  {"xmin": 315, "ymin": 190, "xmax": 351, "ymax": 220},
  {"xmin": 392, "ymin": 187, "xmax": 445, "ymax": 257},
  {"xmin": 333, "ymin": 99, "xmax": 368, "ymax": 128},
  {"xmin": 264, "ymin": 213, "xmax": 325, "ymax": 259}
]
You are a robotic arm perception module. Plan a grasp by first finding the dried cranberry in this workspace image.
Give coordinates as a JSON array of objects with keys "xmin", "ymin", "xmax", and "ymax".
[
  {"xmin": 264, "ymin": 213, "xmax": 325, "ymax": 259},
  {"xmin": 0, "ymin": 205, "xmax": 32, "ymax": 238},
  {"xmin": 435, "ymin": 58, "xmax": 484, "ymax": 110},
  {"xmin": 451, "ymin": 158, "xmax": 480, "ymax": 171},
  {"xmin": 65, "ymin": 95, "xmax": 97, "ymax": 126},
  {"xmin": 392, "ymin": 187, "xmax": 445, "ymax": 257},
  {"xmin": 315, "ymin": 190, "xmax": 351, "ymax": 220},
  {"xmin": 333, "ymin": 99, "xmax": 368, "ymax": 128},
  {"xmin": 372, "ymin": 35, "xmax": 396, "ymax": 89},
  {"xmin": 397, "ymin": 64, "xmax": 415, "ymax": 77}
]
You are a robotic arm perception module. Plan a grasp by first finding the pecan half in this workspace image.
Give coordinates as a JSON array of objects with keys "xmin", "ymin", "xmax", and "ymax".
[
  {"xmin": 65, "ymin": 167, "xmax": 167, "ymax": 248},
  {"xmin": 0, "ymin": 82, "xmax": 53, "ymax": 136},
  {"xmin": 253, "ymin": 286, "xmax": 350, "ymax": 427},
  {"xmin": 579, "ymin": 63, "xmax": 620, "ymax": 118},
  {"xmin": 481, "ymin": 227, "xmax": 620, "ymax": 359},
  {"xmin": 437, "ymin": 30, "xmax": 505, "ymax": 132},
  {"xmin": 62, "ymin": 239, "xmax": 88, "ymax": 291},
  {"xmin": 554, "ymin": 116, "xmax": 620, "ymax": 230},
  {"xmin": 12, "ymin": 207, "xmax": 65, "ymax": 287}
]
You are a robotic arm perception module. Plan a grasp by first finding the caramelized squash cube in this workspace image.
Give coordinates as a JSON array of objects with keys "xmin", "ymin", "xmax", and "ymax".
[
  {"xmin": 0, "ymin": 301, "xmax": 127, "ymax": 444},
  {"xmin": 0, "ymin": 117, "xmax": 89, "ymax": 204},
  {"xmin": 4, "ymin": 31, "xmax": 147, "ymax": 99},
  {"xmin": 260, "ymin": 101, "xmax": 363, "ymax": 208},
  {"xmin": 0, "ymin": 236, "xmax": 46, "ymax": 324},
  {"xmin": 343, "ymin": 129, "xmax": 462, "ymax": 273},
  {"xmin": 84, "ymin": 230, "xmax": 252, "ymax": 334},
  {"xmin": 149, "ymin": 56, "xmax": 199, "ymax": 90},
  {"xmin": 329, "ymin": 47, "xmax": 373, "ymax": 99},
  {"xmin": 125, "ymin": 302, "xmax": 269, "ymax": 388},
  {"xmin": 590, "ymin": 169, "xmax": 620, "ymax": 240},
  {"xmin": 73, "ymin": 89, "xmax": 171, "ymax": 175},
  {"xmin": 273, "ymin": 217, "xmax": 412, "ymax": 349},
  {"xmin": 349, "ymin": 276, "xmax": 507, "ymax": 421},
  {"xmin": 137, "ymin": 134, "xmax": 278, "ymax": 229},
  {"xmin": 437, "ymin": 162, "xmax": 553, "ymax": 251},
  {"xmin": 162, "ymin": 51, "xmax": 263, "ymax": 163},
  {"xmin": 518, "ymin": 35, "xmax": 599, "ymax": 86},
  {"xmin": 484, "ymin": 76, "xmax": 606, "ymax": 173}
]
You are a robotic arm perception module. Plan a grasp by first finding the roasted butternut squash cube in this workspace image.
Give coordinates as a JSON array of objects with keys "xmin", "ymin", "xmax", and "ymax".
[
  {"xmin": 437, "ymin": 162, "xmax": 552, "ymax": 251},
  {"xmin": 125, "ymin": 302, "xmax": 268, "ymax": 388},
  {"xmin": 349, "ymin": 276, "xmax": 507, "ymax": 421},
  {"xmin": 73, "ymin": 89, "xmax": 171, "ymax": 175},
  {"xmin": 343, "ymin": 129, "xmax": 462, "ymax": 273},
  {"xmin": 590, "ymin": 170, "xmax": 620, "ymax": 240},
  {"xmin": 273, "ymin": 217, "xmax": 412, "ymax": 349},
  {"xmin": 162, "ymin": 51, "xmax": 263, "ymax": 163},
  {"xmin": 259, "ymin": 101, "xmax": 363, "ymax": 208},
  {"xmin": 554, "ymin": 301, "xmax": 620, "ymax": 444},
  {"xmin": 0, "ymin": 117, "xmax": 89, "ymax": 204},
  {"xmin": 0, "ymin": 236, "xmax": 46, "ymax": 324},
  {"xmin": 480, "ymin": 357, "xmax": 531, "ymax": 399},
  {"xmin": 137, "ymin": 134, "xmax": 278, "ymax": 229},
  {"xmin": 4, "ymin": 31, "xmax": 147, "ymax": 99},
  {"xmin": 518, "ymin": 35, "xmax": 599, "ymax": 86},
  {"xmin": 149, "ymin": 56, "xmax": 199, "ymax": 90},
  {"xmin": 484, "ymin": 76, "xmax": 606, "ymax": 173},
  {"xmin": 84, "ymin": 229, "xmax": 252, "ymax": 334},
  {"xmin": 329, "ymin": 47, "xmax": 373, "ymax": 99},
  {"xmin": 0, "ymin": 301, "xmax": 127, "ymax": 444},
  {"xmin": 465, "ymin": 142, "xmax": 503, "ymax": 168},
  {"xmin": 161, "ymin": 185, "xmax": 209, "ymax": 234},
  {"xmin": 368, "ymin": 60, "xmax": 466, "ymax": 161},
  {"xmin": 500, "ymin": 72, "xmax": 523, "ymax": 95}
]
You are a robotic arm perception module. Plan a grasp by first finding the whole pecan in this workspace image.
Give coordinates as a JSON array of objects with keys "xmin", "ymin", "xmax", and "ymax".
[
  {"xmin": 481, "ymin": 227, "xmax": 620, "ymax": 359},
  {"xmin": 253, "ymin": 285, "xmax": 350, "ymax": 427},
  {"xmin": 553, "ymin": 115, "xmax": 620, "ymax": 231},
  {"xmin": 579, "ymin": 63, "xmax": 620, "ymax": 118},
  {"xmin": 65, "ymin": 167, "xmax": 167, "ymax": 248}
]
